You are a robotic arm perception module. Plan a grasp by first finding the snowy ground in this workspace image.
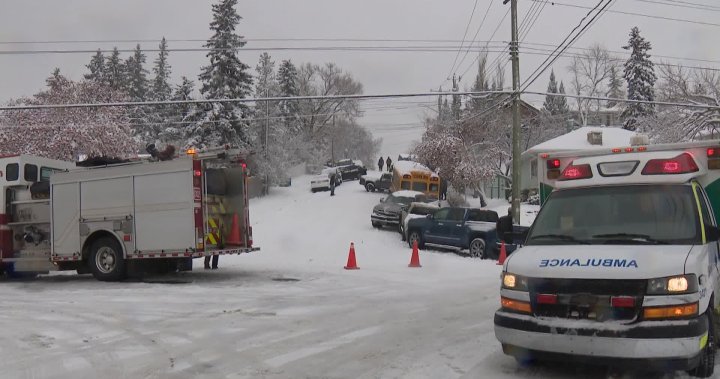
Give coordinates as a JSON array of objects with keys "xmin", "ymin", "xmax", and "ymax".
[{"xmin": 0, "ymin": 176, "xmax": 707, "ymax": 378}]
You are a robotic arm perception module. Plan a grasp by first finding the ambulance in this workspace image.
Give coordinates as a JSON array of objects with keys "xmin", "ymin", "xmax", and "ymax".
[{"xmin": 495, "ymin": 139, "xmax": 720, "ymax": 376}]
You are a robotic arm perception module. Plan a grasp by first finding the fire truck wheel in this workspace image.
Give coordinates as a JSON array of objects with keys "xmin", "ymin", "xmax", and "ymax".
[{"xmin": 89, "ymin": 237, "xmax": 127, "ymax": 281}]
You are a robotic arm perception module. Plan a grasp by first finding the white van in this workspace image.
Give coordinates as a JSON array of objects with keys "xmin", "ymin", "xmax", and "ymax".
[{"xmin": 495, "ymin": 141, "xmax": 720, "ymax": 377}]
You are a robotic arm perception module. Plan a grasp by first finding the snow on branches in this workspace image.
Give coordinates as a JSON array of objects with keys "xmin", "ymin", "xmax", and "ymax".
[{"xmin": 0, "ymin": 76, "xmax": 138, "ymax": 161}]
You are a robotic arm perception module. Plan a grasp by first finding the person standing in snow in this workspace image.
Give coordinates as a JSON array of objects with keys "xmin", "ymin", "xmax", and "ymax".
[
  {"xmin": 386, "ymin": 156, "xmax": 393, "ymax": 172},
  {"xmin": 329, "ymin": 171, "xmax": 336, "ymax": 196},
  {"xmin": 496, "ymin": 208, "xmax": 513, "ymax": 244},
  {"xmin": 440, "ymin": 178, "xmax": 448, "ymax": 200},
  {"xmin": 378, "ymin": 157, "xmax": 384, "ymax": 172},
  {"xmin": 204, "ymin": 254, "xmax": 219, "ymax": 270}
]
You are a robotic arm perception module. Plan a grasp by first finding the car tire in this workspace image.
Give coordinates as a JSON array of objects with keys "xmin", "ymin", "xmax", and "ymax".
[
  {"xmin": 469, "ymin": 238, "xmax": 487, "ymax": 259},
  {"xmin": 689, "ymin": 310, "xmax": 716, "ymax": 377},
  {"xmin": 372, "ymin": 222, "xmax": 382, "ymax": 229},
  {"xmin": 366, "ymin": 183, "xmax": 376, "ymax": 192},
  {"xmin": 311, "ymin": 188, "xmax": 317, "ymax": 193},
  {"xmin": 407, "ymin": 230, "xmax": 424, "ymax": 249},
  {"xmin": 89, "ymin": 237, "xmax": 127, "ymax": 281}
]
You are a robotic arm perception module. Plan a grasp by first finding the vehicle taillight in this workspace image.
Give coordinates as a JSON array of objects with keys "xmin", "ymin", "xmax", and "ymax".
[
  {"xmin": 559, "ymin": 163, "xmax": 593, "ymax": 180},
  {"xmin": 536, "ymin": 294, "xmax": 558, "ymax": 305},
  {"xmin": 611, "ymin": 296, "xmax": 636, "ymax": 308},
  {"xmin": 641, "ymin": 153, "xmax": 699, "ymax": 175},
  {"xmin": 708, "ymin": 148, "xmax": 719, "ymax": 158},
  {"xmin": 546, "ymin": 159, "xmax": 561, "ymax": 169}
]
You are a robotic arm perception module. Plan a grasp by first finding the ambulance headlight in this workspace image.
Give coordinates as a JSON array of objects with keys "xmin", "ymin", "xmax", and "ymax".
[
  {"xmin": 502, "ymin": 272, "xmax": 528, "ymax": 291},
  {"xmin": 647, "ymin": 275, "xmax": 697, "ymax": 295}
]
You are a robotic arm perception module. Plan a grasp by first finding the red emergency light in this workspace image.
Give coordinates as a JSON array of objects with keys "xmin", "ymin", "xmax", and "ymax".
[
  {"xmin": 546, "ymin": 159, "xmax": 561, "ymax": 169},
  {"xmin": 560, "ymin": 163, "xmax": 593, "ymax": 180},
  {"xmin": 536, "ymin": 294, "xmax": 558, "ymax": 305},
  {"xmin": 641, "ymin": 153, "xmax": 699, "ymax": 175},
  {"xmin": 193, "ymin": 169, "xmax": 202, "ymax": 177},
  {"xmin": 611, "ymin": 296, "xmax": 636, "ymax": 308},
  {"xmin": 708, "ymin": 148, "xmax": 720, "ymax": 158}
]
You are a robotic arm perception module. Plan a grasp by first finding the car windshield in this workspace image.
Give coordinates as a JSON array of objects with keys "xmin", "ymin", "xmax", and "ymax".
[
  {"xmin": 387, "ymin": 195, "xmax": 415, "ymax": 206},
  {"xmin": 526, "ymin": 185, "xmax": 701, "ymax": 245},
  {"xmin": 411, "ymin": 206, "xmax": 436, "ymax": 215}
]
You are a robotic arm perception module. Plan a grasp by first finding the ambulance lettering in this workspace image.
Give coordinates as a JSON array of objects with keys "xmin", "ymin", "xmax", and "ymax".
[{"xmin": 539, "ymin": 259, "xmax": 638, "ymax": 268}]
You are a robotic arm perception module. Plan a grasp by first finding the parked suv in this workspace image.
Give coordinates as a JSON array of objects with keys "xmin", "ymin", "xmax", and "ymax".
[
  {"xmin": 399, "ymin": 202, "xmax": 440, "ymax": 241},
  {"xmin": 371, "ymin": 191, "xmax": 428, "ymax": 229},
  {"xmin": 333, "ymin": 159, "xmax": 367, "ymax": 181},
  {"xmin": 406, "ymin": 207, "xmax": 499, "ymax": 258},
  {"xmin": 360, "ymin": 172, "xmax": 392, "ymax": 192}
]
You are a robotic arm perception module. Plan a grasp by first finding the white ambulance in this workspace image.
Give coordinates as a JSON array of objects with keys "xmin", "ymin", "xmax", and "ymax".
[{"xmin": 495, "ymin": 140, "xmax": 720, "ymax": 377}]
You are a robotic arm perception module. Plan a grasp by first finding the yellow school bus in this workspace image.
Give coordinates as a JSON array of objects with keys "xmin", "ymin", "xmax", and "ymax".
[{"xmin": 391, "ymin": 161, "xmax": 441, "ymax": 199}]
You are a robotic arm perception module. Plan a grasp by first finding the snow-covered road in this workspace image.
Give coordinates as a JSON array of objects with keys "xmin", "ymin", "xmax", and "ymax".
[{"xmin": 0, "ymin": 176, "xmax": 705, "ymax": 378}]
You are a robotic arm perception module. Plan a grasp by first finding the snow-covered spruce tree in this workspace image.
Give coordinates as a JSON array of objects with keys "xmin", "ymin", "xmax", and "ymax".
[
  {"xmin": 543, "ymin": 69, "xmax": 562, "ymax": 115},
  {"xmin": 160, "ymin": 77, "xmax": 196, "ymax": 145},
  {"xmin": 606, "ymin": 65, "xmax": 625, "ymax": 108},
  {"xmin": 0, "ymin": 72, "xmax": 137, "ymax": 160},
  {"xmin": 191, "ymin": 0, "xmax": 254, "ymax": 149},
  {"xmin": 151, "ymin": 38, "xmax": 172, "ymax": 101},
  {"xmin": 125, "ymin": 44, "xmax": 153, "ymax": 143},
  {"xmin": 557, "ymin": 82, "xmax": 569, "ymax": 115},
  {"xmin": 277, "ymin": 59, "xmax": 299, "ymax": 131},
  {"xmin": 149, "ymin": 38, "xmax": 173, "ymax": 144},
  {"xmin": 104, "ymin": 47, "xmax": 126, "ymax": 92},
  {"xmin": 622, "ymin": 26, "xmax": 656, "ymax": 131},
  {"xmin": 84, "ymin": 49, "xmax": 105, "ymax": 83}
]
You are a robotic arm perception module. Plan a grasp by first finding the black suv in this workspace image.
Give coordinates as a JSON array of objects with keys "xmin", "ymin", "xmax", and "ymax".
[{"xmin": 329, "ymin": 159, "xmax": 367, "ymax": 181}]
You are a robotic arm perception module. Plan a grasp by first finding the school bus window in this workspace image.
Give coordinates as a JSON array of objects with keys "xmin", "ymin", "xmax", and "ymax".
[
  {"xmin": 401, "ymin": 181, "xmax": 411, "ymax": 190},
  {"xmin": 6, "ymin": 163, "xmax": 19, "ymax": 181},
  {"xmin": 40, "ymin": 167, "xmax": 59, "ymax": 182},
  {"xmin": 24, "ymin": 164, "xmax": 38, "ymax": 182},
  {"xmin": 430, "ymin": 183, "xmax": 439, "ymax": 192},
  {"xmin": 412, "ymin": 182, "xmax": 428, "ymax": 192}
]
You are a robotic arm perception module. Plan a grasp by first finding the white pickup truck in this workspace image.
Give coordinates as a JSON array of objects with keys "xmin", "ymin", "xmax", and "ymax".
[{"xmin": 495, "ymin": 140, "xmax": 720, "ymax": 377}]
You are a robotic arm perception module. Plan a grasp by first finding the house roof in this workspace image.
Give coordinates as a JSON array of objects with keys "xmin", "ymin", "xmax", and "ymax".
[{"xmin": 522, "ymin": 126, "xmax": 637, "ymax": 159}]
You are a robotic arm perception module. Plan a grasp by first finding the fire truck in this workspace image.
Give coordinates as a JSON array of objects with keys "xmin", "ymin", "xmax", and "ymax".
[{"xmin": 0, "ymin": 146, "xmax": 259, "ymax": 281}]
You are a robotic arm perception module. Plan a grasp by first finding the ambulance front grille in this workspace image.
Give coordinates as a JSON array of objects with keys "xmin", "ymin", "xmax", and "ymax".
[{"xmin": 529, "ymin": 278, "xmax": 646, "ymax": 321}]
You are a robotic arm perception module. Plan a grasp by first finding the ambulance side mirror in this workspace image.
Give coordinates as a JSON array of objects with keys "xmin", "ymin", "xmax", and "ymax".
[{"xmin": 706, "ymin": 225, "xmax": 720, "ymax": 242}]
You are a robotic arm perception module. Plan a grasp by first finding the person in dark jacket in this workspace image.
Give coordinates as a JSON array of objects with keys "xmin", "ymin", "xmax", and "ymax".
[
  {"xmin": 496, "ymin": 208, "xmax": 513, "ymax": 243},
  {"xmin": 386, "ymin": 157, "xmax": 393, "ymax": 172},
  {"xmin": 329, "ymin": 171, "xmax": 336, "ymax": 196},
  {"xmin": 378, "ymin": 157, "xmax": 384, "ymax": 172},
  {"xmin": 440, "ymin": 178, "xmax": 448, "ymax": 200}
]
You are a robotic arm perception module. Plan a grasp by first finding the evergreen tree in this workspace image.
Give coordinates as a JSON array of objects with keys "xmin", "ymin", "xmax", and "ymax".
[
  {"xmin": 160, "ymin": 77, "xmax": 196, "ymax": 144},
  {"xmin": 558, "ymin": 82, "xmax": 569, "ymax": 115},
  {"xmin": 543, "ymin": 70, "xmax": 560, "ymax": 114},
  {"xmin": 151, "ymin": 38, "xmax": 172, "ymax": 101},
  {"xmin": 104, "ymin": 47, "xmax": 126, "ymax": 91},
  {"xmin": 254, "ymin": 53, "xmax": 278, "ymax": 151},
  {"xmin": 606, "ymin": 65, "xmax": 624, "ymax": 108},
  {"xmin": 451, "ymin": 75, "xmax": 461, "ymax": 120},
  {"xmin": 46, "ymin": 68, "xmax": 69, "ymax": 92},
  {"xmin": 622, "ymin": 27, "xmax": 656, "ymax": 131},
  {"xmin": 84, "ymin": 50, "xmax": 105, "ymax": 83},
  {"xmin": 277, "ymin": 59, "xmax": 299, "ymax": 128},
  {"xmin": 193, "ymin": 0, "xmax": 254, "ymax": 148},
  {"xmin": 125, "ymin": 44, "xmax": 149, "ymax": 101}
]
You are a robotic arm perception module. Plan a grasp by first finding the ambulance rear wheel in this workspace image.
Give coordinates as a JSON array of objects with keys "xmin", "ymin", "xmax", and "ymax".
[
  {"xmin": 89, "ymin": 237, "xmax": 127, "ymax": 281},
  {"xmin": 689, "ymin": 311, "xmax": 715, "ymax": 377}
]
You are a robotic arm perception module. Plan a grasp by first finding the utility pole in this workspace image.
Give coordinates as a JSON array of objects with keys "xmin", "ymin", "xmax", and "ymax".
[
  {"xmin": 265, "ymin": 87, "xmax": 269, "ymax": 157},
  {"xmin": 506, "ymin": 0, "xmax": 522, "ymax": 224},
  {"xmin": 331, "ymin": 114, "xmax": 335, "ymax": 164}
]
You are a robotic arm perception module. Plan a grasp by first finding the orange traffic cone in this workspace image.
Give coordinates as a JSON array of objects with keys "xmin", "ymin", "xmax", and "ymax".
[
  {"xmin": 408, "ymin": 240, "xmax": 421, "ymax": 268},
  {"xmin": 344, "ymin": 242, "xmax": 359, "ymax": 270},
  {"xmin": 496, "ymin": 241, "xmax": 507, "ymax": 265},
  {"xmin": 226, "ymin": 213, "xmax": 242, "ymax": 246}
]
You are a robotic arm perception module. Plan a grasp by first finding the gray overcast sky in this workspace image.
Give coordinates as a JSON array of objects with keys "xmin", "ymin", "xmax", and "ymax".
[{"xmin": 1, "ymin": 0, "xmax": 717, "ymax": 156}]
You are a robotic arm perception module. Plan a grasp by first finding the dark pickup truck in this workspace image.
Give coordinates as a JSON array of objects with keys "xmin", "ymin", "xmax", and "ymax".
[
  {"xmin": 405, "ymin": 207, "xmax": 500, "ymax": 259},
  {"xmin": 360, "ymin": 172, "xmax": 392, "ymax": 192}
]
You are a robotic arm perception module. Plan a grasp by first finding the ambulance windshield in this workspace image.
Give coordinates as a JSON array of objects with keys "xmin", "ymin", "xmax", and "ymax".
[{"xmin": 526, "ymin": 185, "xmax": 702, "ymax": 245}]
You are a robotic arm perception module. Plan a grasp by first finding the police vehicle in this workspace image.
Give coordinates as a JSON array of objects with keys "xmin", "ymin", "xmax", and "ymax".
[{"xmin": 495, "ymin": 140, "xmax": 720, "ymax": 377}]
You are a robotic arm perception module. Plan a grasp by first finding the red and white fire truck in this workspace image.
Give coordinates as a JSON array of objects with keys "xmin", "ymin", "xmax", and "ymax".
[{"xmin": 0, "ymin": 146, "xmax": 259, "ymax": 281}]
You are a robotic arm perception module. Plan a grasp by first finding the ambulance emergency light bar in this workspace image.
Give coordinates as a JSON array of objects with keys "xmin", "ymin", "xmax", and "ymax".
[{"xmin": 558, "ymin": 152, "xmax": 700, "ymax": 181}]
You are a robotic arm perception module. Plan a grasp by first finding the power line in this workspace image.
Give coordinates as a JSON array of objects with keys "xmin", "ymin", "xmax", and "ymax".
[
  {"xmin": 445, "ymin": 0, "xmax": 481, "ymax": 80},
  {"xmin": 529, "ymin": 0, "xmax": 720, "ymax": 28},
  {"xmin": 633, "ymin": 0, "xmax": 720, "ymax": 12},
  {"xmin": 453, "ymin": 0, "xmax": 496, "ymax": 81},
  {"xmin": 459, "ymin": 7, "xmax": 511, "ymax": 81}
]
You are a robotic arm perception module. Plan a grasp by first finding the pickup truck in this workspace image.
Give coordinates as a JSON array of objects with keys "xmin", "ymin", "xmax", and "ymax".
[
  {"xmin": 333, "ymin": 159, "xmax": 367, "ymax": 181},
  {"xmin": 360, "ymin": 172, "xmax": 392, "ymax": 192},
  {"xmin": 406, "ymin": 207, "xmax": 499, "ymax": 259}
]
